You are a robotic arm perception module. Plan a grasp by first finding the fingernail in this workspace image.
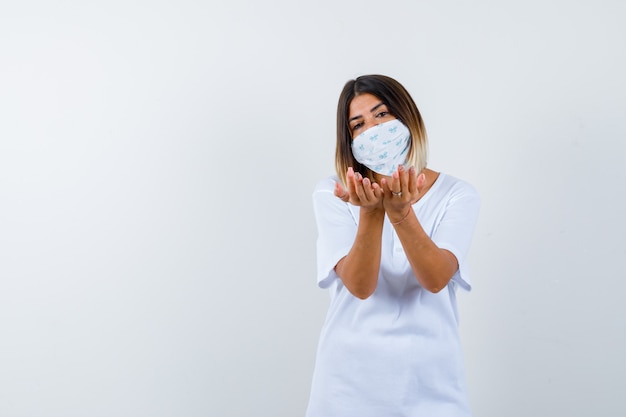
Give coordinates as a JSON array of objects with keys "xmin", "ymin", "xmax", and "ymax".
[
  {"xmin": 409, "ymin": 166, "xmax": 415, "ymax": 174},
  {"xmin": 399, "ymin": 165, "xmax": 405, "ymax": 172}
]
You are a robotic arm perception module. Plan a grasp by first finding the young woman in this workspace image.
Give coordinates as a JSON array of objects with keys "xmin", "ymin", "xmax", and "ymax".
[{"xmin": 306, "ymin": 74, "xmax": 480, "ymax": 416}]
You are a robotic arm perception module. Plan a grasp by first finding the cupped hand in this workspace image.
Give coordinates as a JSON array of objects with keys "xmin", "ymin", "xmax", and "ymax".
[
  {"xmin": 335, "ymin": 167, "xmax": 384, "ymax": 211},
  {"xmin": 381, "ymin": 165, "xmax": 426, "ymax": 217}
]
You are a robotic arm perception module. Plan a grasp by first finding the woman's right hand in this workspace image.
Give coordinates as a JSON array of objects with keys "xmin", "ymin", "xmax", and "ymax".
[{"xmin": 335, "ymin": 167, "xmax": 384, "ymax": 211}]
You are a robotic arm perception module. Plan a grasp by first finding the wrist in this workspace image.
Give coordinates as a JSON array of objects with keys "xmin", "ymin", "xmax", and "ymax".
[
  {"xmin": 360, "ymin": 206, "xmax": 385, "ymax": 218},
  {"xmin": 389, "ymin": 207, "xmax": 412, "ymax": 225}
]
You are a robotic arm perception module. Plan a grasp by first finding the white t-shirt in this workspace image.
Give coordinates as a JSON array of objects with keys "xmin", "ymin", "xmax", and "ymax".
[{"xmin": 305, "ymin": 172, "xmax": 480, "ymax": 417}]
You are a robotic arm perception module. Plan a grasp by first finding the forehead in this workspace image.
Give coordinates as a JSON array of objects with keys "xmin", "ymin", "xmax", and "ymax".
[{"xmin": 348, "ymin": 93, "xmax": 385, "ymax": 118}]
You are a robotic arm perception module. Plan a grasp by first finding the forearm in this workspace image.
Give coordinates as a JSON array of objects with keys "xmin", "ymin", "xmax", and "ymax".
[
  {"xmin": 392, "ymin": 210, "xmax": 458, "ymax": 293},
  {"xmin": 335, "ymin": 208, "xmax": 385, "ymax": 299}
]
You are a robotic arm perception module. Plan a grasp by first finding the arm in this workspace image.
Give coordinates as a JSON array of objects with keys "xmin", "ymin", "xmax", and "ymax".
[
  {"xmin": 334, "ymin": 168, "xmax": 385, "ymax": 299},
  {"xmin": 334, "ymin": 208, "xmax": 385, "ymax": 299},
  {"xmin": 390, "ymin": 211, "xmax": 458, "ymax": 293},
  {"xmin": 382, "ymin": 166, "xmax": 458, "ymax": 293}
]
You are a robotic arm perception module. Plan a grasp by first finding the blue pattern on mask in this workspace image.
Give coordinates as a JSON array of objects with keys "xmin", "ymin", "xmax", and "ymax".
[{"xmin": 350, "ymin": 119, "xmax": 411, "ymax": 176}]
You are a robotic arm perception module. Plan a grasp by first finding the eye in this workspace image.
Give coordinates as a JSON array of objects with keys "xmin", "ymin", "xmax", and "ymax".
[
  {"xmin": 375, "ymin": 111, "xmax": 389, "ymax": 118},
  {"xmin": 351, "ymin": 122, "xmax": 363, "ymax": 132}
]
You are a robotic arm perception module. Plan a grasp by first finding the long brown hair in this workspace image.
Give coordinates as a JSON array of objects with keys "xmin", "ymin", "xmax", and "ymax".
[{"xmin": 335, "ymin": 74, "xmax": 428, "ymax": 186}]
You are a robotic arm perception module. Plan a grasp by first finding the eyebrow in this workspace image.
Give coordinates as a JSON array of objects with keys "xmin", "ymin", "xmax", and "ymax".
[{"xmin": 348, "ymin": 102, "xmax": 386, "ymax": 123}]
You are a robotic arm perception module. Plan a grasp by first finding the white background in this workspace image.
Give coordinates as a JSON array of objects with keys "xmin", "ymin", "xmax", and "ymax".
[{"xmin": 1, "ymin": 1, "xmax": 625, "ymax": 416}]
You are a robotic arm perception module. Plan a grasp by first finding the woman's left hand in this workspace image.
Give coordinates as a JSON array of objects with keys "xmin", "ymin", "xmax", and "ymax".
[{"xmin": 381, "ymin": 165, "xmax": 426, "ymax": 220}]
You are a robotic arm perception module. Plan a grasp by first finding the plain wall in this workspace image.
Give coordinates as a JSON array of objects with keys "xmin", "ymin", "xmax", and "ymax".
[{"xmin": 1, "ymin": 1, "xmax": 625, "ymax": 416}]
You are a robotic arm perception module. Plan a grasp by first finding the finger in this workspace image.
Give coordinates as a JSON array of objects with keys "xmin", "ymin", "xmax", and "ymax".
[
  {"xmin": 407, "ymin": 166, "xmax": 418, "ymax": 196},
  {"xmin": 391, "ymin": 170, "xmax": 401, "ymax": 195},
  {"xmin": 380, "ymin": 177, "xmax": 392, "ymax": 198},
  {"xmin": 371, "ymin": 182, "xmax": 384, "ymax": 200},
  {"xmin": 417, "ymin": 172, "xmax": 426, "ymax": 192},
  {"xmin": 361, "ymin": 177, "xmax": 377, "ymax": 202},
  {"xmin": 353, "ymin": 172, "xmax": 368, "ymax": 202},
  {"xmin": 346, "ymin": 167, "xmax": 357, "ymax": 197},
  {"xmin": 398, "ymin": 165, "xmax": 409, "ymax": 196},
  {"xmin": 335, "ymin": 181, "xmax": 349, "ymax": 201}
]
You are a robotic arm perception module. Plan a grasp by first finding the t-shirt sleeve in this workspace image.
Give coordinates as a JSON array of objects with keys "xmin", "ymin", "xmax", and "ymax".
[
  {"xmin": 431, "ymin": 181, "xmax": 481, "ymax": 292},
  {"xmin": 312, "ymin": 177, "xmax": 358, "ymax": 289}
]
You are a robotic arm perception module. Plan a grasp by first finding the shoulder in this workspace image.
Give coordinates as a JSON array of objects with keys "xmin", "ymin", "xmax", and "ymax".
[
  {"xmin": 313, "ymin": 175, "xmax": 340, "ymax": 195},
  {"xmin": 420, "ymin": 172, "xmax": 480, "ymax": 216},
  {"xmin": 312, "ymin": 175, "xmax": 358, "ymax": 224},
  {"xmin": 435, "ymin": 173, "xmax": 480, "ymax": 203}
]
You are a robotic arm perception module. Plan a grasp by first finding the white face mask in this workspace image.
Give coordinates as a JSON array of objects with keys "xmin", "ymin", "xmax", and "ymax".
[{"xmin": 351, "ymin": 119, "xmax": 411, "ymax": 176}]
